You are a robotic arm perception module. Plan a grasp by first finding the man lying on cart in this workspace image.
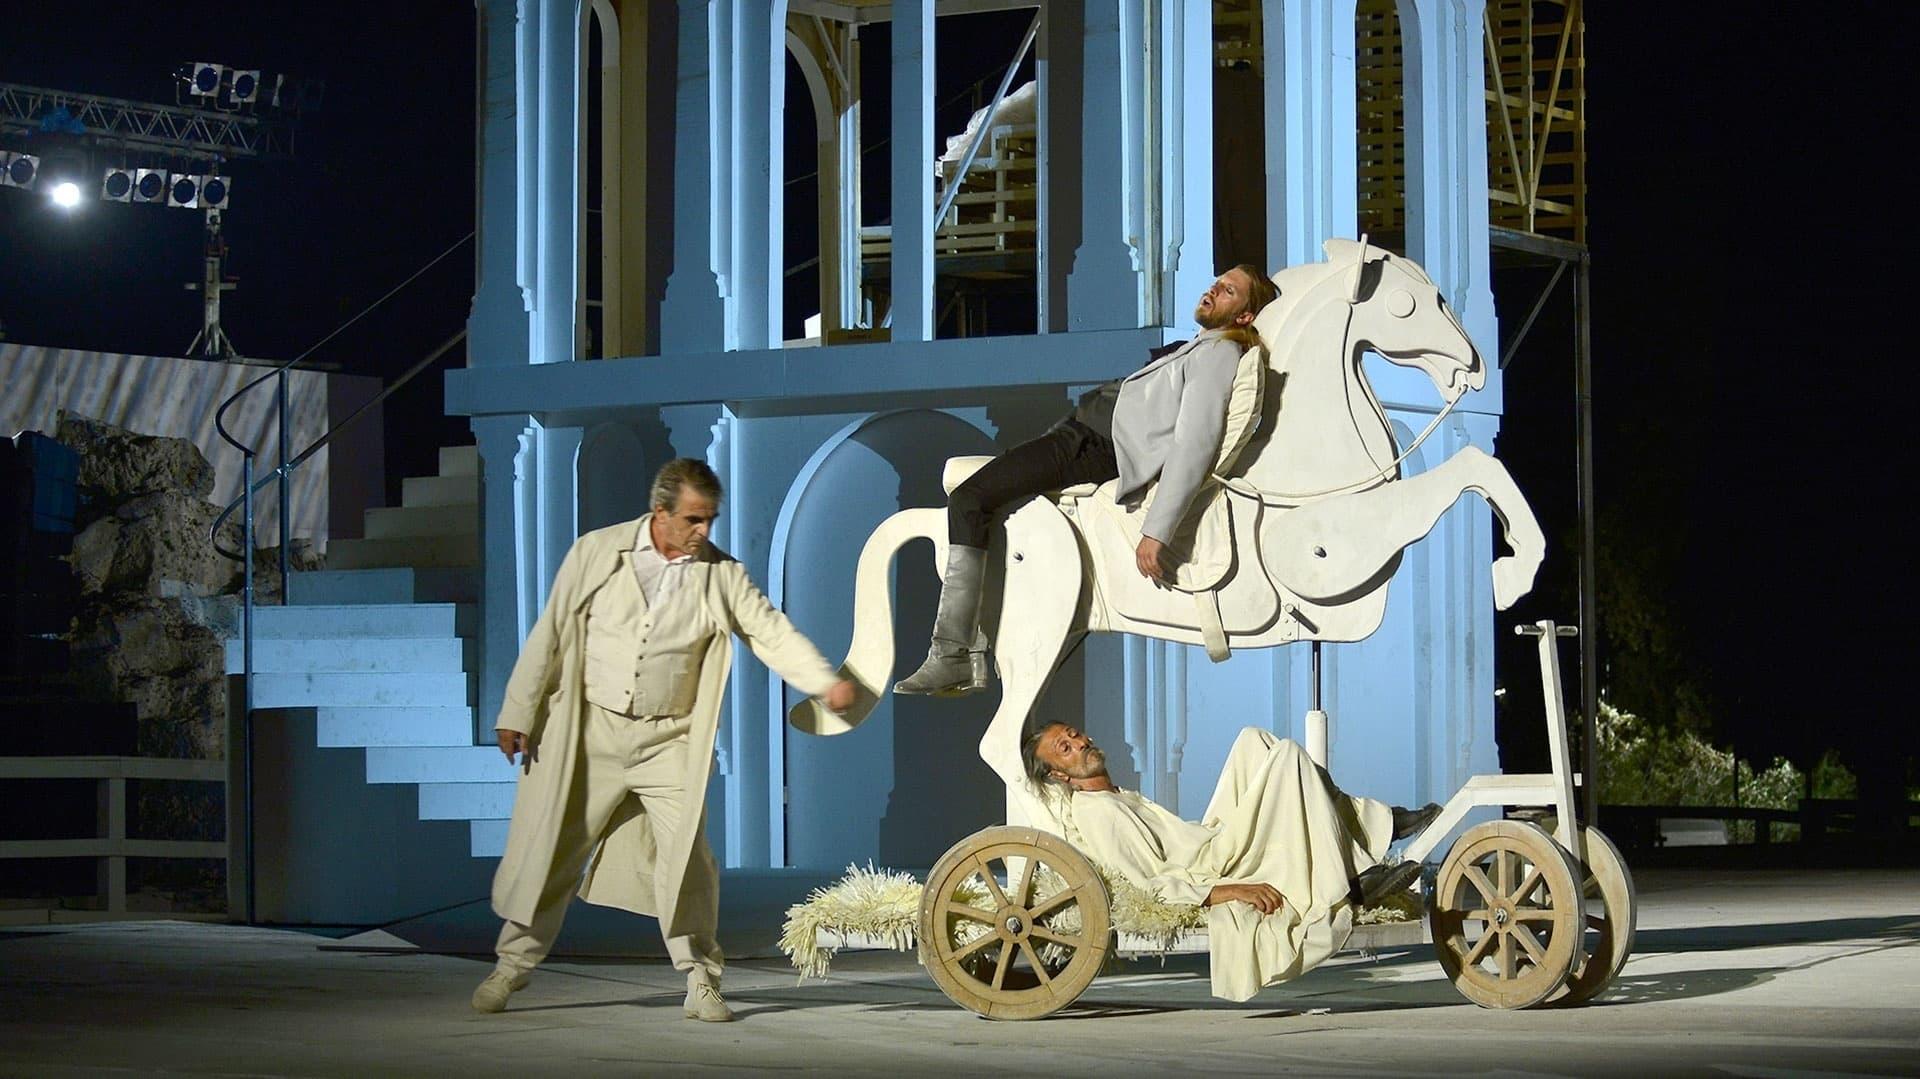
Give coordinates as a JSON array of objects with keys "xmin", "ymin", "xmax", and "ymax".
[{"xmin": 1020, "ymin": 722, "xmax": 1438, "ymax": 1002}]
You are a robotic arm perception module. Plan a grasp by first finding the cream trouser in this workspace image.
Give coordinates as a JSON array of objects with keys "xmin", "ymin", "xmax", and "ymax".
[{"xmin": 494, "ymin": 703, "xmax": 723, "ymax": 983}]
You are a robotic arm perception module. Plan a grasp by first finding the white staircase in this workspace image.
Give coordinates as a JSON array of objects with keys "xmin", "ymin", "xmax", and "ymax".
[
  {"xmin": 227, "ymin": 445, "xmax": 514, "ymax": 859},
  {"xmin": 326, "ymin": 447, "xmax": 482, "ymax": 570}
]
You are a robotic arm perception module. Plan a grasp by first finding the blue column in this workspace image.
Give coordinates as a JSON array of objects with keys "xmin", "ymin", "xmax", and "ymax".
[
  {"xmin": 661, "ymin": 0, "xmax": 729, "ymax": 354},
  {"xmin": 890, "ymin": 0, "xmax": 934, "ymax": 342},
  {"xmin": 730, "ymin": 2, "xmax": 787, "ymax": 350},
  {"xmin": 1395, "ymin": 0, "xmax": 1501, "ymax": 804},
  {"xmin": 535, "ymin": 422, "xmax": 580, "ymax": 593},
  {"xmin": 468, "ymin": 0, "xmax": 532, "ymax": 738},
  {"xmin": 1397, "ymin": 0, "xmax": 1498, "ymax": 375},
  {"xmin": 1068, "ymin": 0, "xmax": 1147, "ymax": 330},
  {"xmin": 1258, "ymin": 0, "xmax": 1363, "ymax": 777},
  {"xmin": 469, "ymin": 0, "xmax": 531, "ymax": 367},
  {"xmin": 1261, "ymin": 0, "xmax": 1360, "ymax": 267},
  {"xmin": 1440, "ymin": 412, "xmax": 1500, "ymax": 795},
  {"xmin": 532, "ymin": 0, "xmax": 581, "ymax": 364},
  {"xmin": 473, "ymin": 414, "xmax": 532, "ymax": 735},
  {"xmin": 1159, "ymin": 0, "xmax": 1217, "ymax": 321}
]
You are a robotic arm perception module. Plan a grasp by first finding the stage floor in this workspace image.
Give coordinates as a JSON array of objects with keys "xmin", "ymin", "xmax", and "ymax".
[{"xmin": 2, "ymin": 868, "xmax": 1916, "ymax": 1076}]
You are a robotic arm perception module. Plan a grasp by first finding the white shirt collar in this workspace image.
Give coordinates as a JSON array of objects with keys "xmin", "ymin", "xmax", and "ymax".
[{"xmin": 635, "ymin": 518, "xmax": 694, "ymax": 565}]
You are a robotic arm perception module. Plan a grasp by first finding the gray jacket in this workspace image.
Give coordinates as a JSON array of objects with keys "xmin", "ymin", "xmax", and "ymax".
[{"xmin": 1111, "ymin": 328, "xmax": 1244, "ymax": 542}]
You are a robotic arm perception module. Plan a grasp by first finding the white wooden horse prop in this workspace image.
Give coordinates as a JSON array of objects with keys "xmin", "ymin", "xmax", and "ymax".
[{"xmin": 794, "ymin": 240, "xmax": 1546, "ymax": 798}]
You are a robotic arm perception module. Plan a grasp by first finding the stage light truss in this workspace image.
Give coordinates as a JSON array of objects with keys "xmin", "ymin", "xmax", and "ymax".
[{"xmin": 0, "ymin": 81, "xmax": 292, "ymax": 160}]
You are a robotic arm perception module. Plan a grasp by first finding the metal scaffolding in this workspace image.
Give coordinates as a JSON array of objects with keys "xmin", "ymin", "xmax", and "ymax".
[{"xmin": 0, "ymin": 82, "xmax": 293, "ymax": 161}]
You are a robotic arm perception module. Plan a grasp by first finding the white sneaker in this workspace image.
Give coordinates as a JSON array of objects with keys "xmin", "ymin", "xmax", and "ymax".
[
  {"xmin": 471, "ymin": 969, "xmax": 529, "ymax": 1014},
  {"xmin": 682, "ymin": 981, "xmax": 735, "ymax": 1023}
]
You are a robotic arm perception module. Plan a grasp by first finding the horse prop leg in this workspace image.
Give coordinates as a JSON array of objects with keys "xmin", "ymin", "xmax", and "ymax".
[
  {"xmin": 1264, "ymin": 445, "xmax": 1547, "ymax": 610},
  {"xmin": 787, "ymin": 507, "xmax": 946, "ymax": 737},
  {"xmin": 977, "ymin": 499, "xmax": 1085, "ymax": 810}
]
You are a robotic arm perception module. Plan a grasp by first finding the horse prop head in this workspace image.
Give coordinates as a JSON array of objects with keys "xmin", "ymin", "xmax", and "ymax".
[{"xmin": 1326, "ymin": 238, "xmax": 1485, "ymax": 404}]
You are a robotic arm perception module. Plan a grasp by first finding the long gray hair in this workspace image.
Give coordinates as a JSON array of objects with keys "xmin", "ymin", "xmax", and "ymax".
[{"xmin": 1020, "ymin": 723, "xmax": 1062, "ymax": 787}]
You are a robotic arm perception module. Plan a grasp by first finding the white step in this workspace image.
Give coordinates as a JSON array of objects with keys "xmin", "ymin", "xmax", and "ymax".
[
  {"xmin": 226, "ymin": 637, "xmax": 466, "ymax": 674},
  {"xmin": 363, "ymin": 505, "xmax": 479, "ymax": 540},
  {"xmin": 439, "ymin": 445, "xmax": 479, "ymax": 477},
  {"xmin": 470, "ymin": 818, "xmax": 508, "ymax": 858},
  {"xmin": 316, "ymin": 706, "xmax": 474, "ymax": 747},
  {"xmin": 251, "ymin": 672, "xmax": 469, "ymax": 709},
  {"xmin": 366, "ymin": 745, "xmax": 509, "ymax": 784},
  {"xmin": 326, "ymin": 533, "xmax": 479, "ymax": 570},
  {"xmin": 402, "ymin": 473, "xmax": 480, "ymax": 508},
  {"xmin": 246, "ymin": 603, "xmax": 472, "ymax": 639},
  {"xmin": 419, "ymin": 782, "xmax": 517, "ymax": 821},
  {"xmin": 289, "ymin": 568, "xmax": 478, "ymax": 606}
]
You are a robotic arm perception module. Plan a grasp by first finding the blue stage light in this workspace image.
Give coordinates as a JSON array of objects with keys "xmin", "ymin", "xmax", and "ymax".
[
  {"xmin": 191, "ymin": 63, "xmax": 223, "ymax": 97},
  {"xmin": 200, "ymin": 176, "xmax": 230, "ymax": 209},
  {"xmin": 1, "ymin": 152, "xmax": 38, "ymax": 189},
  {"xmin": 102, "ymin": 168, "xmax": 134, "ymax": 201},
  {"xmin": 168, "ymin": 173, "xmax": 200, "ymax": 208},
  {"xmin": 134, "ymin": 168, "xmax": 166, "ymax": 202}
]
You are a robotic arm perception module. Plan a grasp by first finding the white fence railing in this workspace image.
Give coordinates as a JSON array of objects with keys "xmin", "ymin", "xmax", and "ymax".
[{"xmin": 0, "ymin": 756, "xmax": 227, "ymax": 919}]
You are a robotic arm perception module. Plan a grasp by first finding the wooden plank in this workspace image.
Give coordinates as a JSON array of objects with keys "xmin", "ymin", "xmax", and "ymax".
[
  {"xmin": 0, "ymin": 839, "xmax": 228, "ymax": 859},
  {"xmin": 946, "ymin": 189, "xmax": 1037, "ymax": 207},
  {"xmin": 1483, "ymin": 7, "xmax": 1528, "ymax": 207},
  {"xmin": 1528, "ymin": 1, "xmax": 1580, "ymax": 199},
  {"xmin": 0, "ymin": 757, "xmax": 226, "ymax": 782}
]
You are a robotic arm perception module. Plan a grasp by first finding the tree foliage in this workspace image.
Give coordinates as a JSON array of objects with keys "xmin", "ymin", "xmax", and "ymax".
[{"xmin": 1595, "ymin": 701, "xmax": 1855, "ymax": 810}]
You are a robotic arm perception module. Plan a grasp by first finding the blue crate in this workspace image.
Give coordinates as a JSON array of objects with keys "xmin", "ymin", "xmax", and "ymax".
[{"xmin": 8, "ymin": 432, "xmax": 78, "ymax": 533}]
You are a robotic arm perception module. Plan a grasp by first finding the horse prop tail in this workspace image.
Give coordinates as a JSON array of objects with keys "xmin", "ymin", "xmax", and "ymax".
[{"xmin": 786, "ymin": 506, "xmax": 947, "ymax": 736}]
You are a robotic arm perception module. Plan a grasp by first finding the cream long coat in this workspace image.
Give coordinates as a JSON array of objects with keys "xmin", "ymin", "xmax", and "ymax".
[{"xmin": 490, "ymin": 515, "xmax": 839, "ymax": 936}]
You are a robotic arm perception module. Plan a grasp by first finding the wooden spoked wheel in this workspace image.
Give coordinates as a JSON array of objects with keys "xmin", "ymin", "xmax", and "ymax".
[
  {"xmin": 1546, "ymin": 823, "xmax": 1637, "ymax": 1005},
  {"xmin": 1430, "ymin": 820, "xmax": 1582, "ymax": 1009},
  {"xmin": 918, "ymin": 826, "xmax": 1112, "ymax": 1020}
]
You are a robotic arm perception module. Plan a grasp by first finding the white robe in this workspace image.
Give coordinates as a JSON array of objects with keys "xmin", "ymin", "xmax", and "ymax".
[{"xmin": 1058, "ymin": 728, "xmax": 1391, "ymax": 1001}]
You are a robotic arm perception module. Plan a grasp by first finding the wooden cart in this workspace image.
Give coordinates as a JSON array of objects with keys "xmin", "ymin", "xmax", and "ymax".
[{"xmin": 911, "ymin": 622, "xmax": 1634, "ymax": 1019}]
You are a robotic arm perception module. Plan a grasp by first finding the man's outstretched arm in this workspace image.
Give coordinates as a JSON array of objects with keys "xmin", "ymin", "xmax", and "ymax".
[{"xmin": 720, "ymin": 564, "xmax": 856, "ymax": 711}]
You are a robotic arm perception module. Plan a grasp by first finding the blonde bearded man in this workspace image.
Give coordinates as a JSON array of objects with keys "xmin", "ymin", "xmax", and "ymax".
[
  {"xmin": 1023, "ymin": 723, "xmax": 1438, "ymax": 1002},
  {"xmin": 473, "ymin": 458, "xmax": 856, "ymax": 1022}
]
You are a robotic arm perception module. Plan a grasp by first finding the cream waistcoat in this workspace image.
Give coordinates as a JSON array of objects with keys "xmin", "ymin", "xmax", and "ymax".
[{"xmin": 582, "ymin": 550, "xmax": 712, "ymax": 718}]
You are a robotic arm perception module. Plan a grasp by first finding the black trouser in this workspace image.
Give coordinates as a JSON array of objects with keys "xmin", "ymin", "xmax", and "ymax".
[{"xmin": 947, "ymin": 420, "xmax": 1119, "ymax": 549}]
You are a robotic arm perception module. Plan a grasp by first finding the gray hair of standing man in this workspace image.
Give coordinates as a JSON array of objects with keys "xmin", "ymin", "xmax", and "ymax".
[{"xmin": 650, "ymin": 458, "xmax": 724, "ymax": 512}]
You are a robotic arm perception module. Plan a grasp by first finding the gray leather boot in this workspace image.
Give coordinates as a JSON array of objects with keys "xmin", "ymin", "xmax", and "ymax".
[{"xmin": 894, "ymin": 545, "xmax": 989, "ymax": 696}]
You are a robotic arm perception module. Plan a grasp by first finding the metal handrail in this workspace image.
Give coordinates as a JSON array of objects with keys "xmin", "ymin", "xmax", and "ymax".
[
  {"xmin": 205, "ymin": 230, "xmax": 472, "ymax": 923},
  {"xmin": 207, "ymin": 327, "xmax": 468, "ymax": 563},
  {"xmin": 208, "ymin": 230, "xmax": 476, "ymax": 568}
]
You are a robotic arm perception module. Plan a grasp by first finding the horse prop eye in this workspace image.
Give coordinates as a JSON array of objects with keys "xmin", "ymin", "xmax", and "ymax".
[{"xmin": 1387, "ymin": 289, "xmax": 1416, "ymax": 318}]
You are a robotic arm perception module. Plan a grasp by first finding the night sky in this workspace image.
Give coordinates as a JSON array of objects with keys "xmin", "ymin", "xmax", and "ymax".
[{"xmin": 1, "ymin": 4, "xmax": 1907, "ymax": 777}]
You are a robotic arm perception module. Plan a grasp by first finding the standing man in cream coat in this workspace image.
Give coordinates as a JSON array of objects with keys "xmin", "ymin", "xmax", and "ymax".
[{"xmin": 472, "ymin": 459, "xmax": 855, "ymax": 1022}]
